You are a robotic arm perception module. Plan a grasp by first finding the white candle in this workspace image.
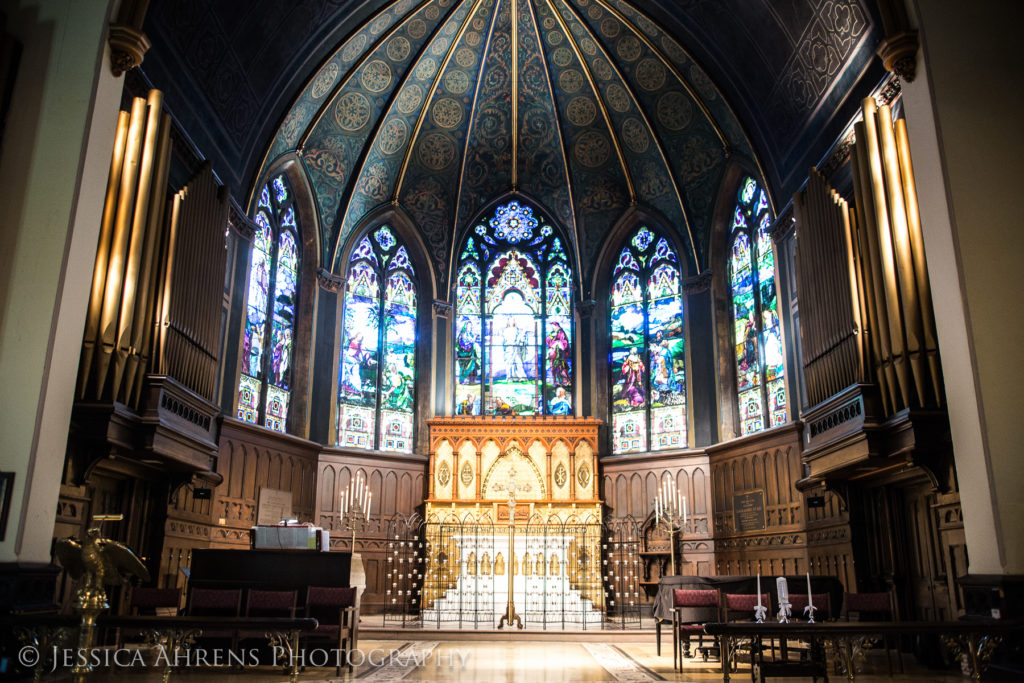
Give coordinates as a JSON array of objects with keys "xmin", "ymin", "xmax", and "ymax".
[
  {"xmin": 807, "ymin": 572, "xmax": 813, "ymax": 609},
  {"xmin": 756, "ymin": 573, "xmax": 762, "ymax": 607},
  {"xmin": 365, "ymin": 490, "xmax": 371, "ymax": 518},
  {"xmin": 683, "ymin": 496, "xmax": 688, "ymax": 529},
  {"xmin": 339, "ymin": 492, "xmax": 345, "ymax": 523}
]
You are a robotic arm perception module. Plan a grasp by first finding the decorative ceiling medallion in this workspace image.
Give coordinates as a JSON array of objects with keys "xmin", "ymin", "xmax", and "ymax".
[
  {"xmin": 577, "ymin": 462, "xmax": 591, "ymax": 488},
  {"xmin": 396, "ymin": 84, "xmax": 425, "ymax": 114},
  {"xmin": 636, "ymin": 57, "xmax": 666, "ymax": 91},
  {"xmin": 335, "ymin": 92, "xmax": 371, "ymax": 131},
  {"xmin": 431, "ymin": 97, "xmax": 464, "ymax": 129},
  {"xmin": 559, "ymin": 69, "xmax": 583, "ymax": 94},
  {"xmin": 461, "ymin": 460, "xmax": 474, "ymax": 487},
  {"xmin": 617, "ymin": 35, "xmax": 641, "ymax": 62},
  {"xmin": 387, "ymin": 36, "xmax": 411, "ymax": 62},
  {"xmin": 311, "ymin": 62, "xmax": 340, "ymax": 99},
  {"xmin": 605, "ymin": 83, "xmax": 629, "ymax": 112},
  {"xmin": 574, "ymin": 130, "xmax": 610, "ymax": 168},
  {"xmin": 360, "ymin": 60, "xmax": 393, "ymax": 92},
  {"xmin": 658, "ymin": 91, "xmax": 693, "ymax": 131},
  {"xmin": 554, "ymin": 462, "xmax": 567, "ymax": 488},
  {"xmin": 418, "ymin": 132, "xmax": 457, "ymax": 170},
  {"xmin": 438, "ymin": 460, "xmax": 451, "ymax": 487},
  {"xmin": 566, "ymin": 96, "xmax": 597, "ymax": 127}
]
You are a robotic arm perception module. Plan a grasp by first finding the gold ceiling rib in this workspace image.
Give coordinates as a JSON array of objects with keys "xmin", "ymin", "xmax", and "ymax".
[
  {"xmin": 451, "ymin": 0, "xmax": 505, "ymax": 263},
  {"xmin": 555, "ymin": 0, "xmax": 699, "ymax": 270},
  {"xmin": 249, "ymin": 0, "xmax": 411, "ymax": 212},
  {"xmin": 524, "ymin": 0, "xmax": 582, "ymax": 281},
  {"xmin": 591, "ymin": 0, "xmax": 726, "ymax": 153},
  {"xmin": 331, "ymin": 0, "xmax": 466, "ymax": 269},
  {"xmin": 511, "ymin": 0, "xmax": 519, "ymax": 188},
  {"xmin": 394, "ymin": 0, "xmax": 487, "ymax": 199},
  {"xmin": 299, "ymin": 0, "xmax": 435, "ymax": 152},
  {"xmin": 544, "ymin": 0, "xmax": 635, "ymax": 204}
]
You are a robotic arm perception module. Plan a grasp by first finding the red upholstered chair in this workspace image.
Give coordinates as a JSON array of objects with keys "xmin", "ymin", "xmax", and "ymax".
[
  {"xmin": 789, "ymin": 593, "xmax": 832, "ymax": 621},
  {"xmin": 304, "ymin": 586, "xmax": 358, "ymax": 675},
  {"xmin": 723, "ymin": 592, "xmax": 771, "ymax": 621},
  {"xmin": 843, "ymin": 591, "xmax": 902, "ymax": 674},
  {"xmin": 239, "ymin": 589, "xmax": 298, "ymax": 662},
  {"xmin": 672, "ymin": 589, "xmax": 719, "ymax": 670},
  {"xmin": 129, "ymin": 587, "xmax": 181, "ymax": 616},
  {"xmin": 186, "ymin": 587, "xmax": 242, "ymax": 650}
]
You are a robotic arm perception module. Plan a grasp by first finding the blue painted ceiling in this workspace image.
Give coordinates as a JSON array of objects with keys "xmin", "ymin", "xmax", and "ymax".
[{"xmin": 143, "ymin": 0, "xmax": 882, "ymax": 292}]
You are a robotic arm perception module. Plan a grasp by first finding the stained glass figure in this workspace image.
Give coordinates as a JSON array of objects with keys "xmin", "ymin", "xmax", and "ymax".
[
  {"xmin": 609, "ymin": 227, "xmax": 686, "ymax": 454},
  {"xmin": 236, "ymin": 174, "xmax": 300, "ymax": 433},
  {"xmin": 729, "ymin": 178, "xmax": 787, "ymax": 434},
  {"xmin": 454, "ymin": 200, "xmax": 573, "ymax": 416},
  {"xmin": 337, "ymin": 224, "xmax": 417, "ymax": 453}
]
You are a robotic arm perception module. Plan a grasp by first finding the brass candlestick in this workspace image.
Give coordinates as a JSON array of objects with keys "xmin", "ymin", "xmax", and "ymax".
[{"xmin": 498, "ymin": 460, "xmax": 523, "ymax": 629}]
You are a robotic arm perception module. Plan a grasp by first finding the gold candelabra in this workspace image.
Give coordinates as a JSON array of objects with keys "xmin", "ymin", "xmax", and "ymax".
[
  {"xmin": 652, "ymin": 474, "xmax": 687, "ymax": 577},
  {"xmin": 339, "ymin": 472, "xmax": 373, "ymax": 550}
]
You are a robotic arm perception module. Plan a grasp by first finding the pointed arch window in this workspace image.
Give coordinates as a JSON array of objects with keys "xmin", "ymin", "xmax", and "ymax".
[
  {"xmin": 729, "ymin": 177, "xmax": 787, "ymax": 434},
  {"xmin": 237, "ymin": 175, "xmax": 300, "ymax": 432},
  {"xmin": 609, "ymin": 226, "xmax": 687, "ymax": 454},
  {"xmin": 337, "ymin": 226, "xmax": 417, "ymax": 453},
  {"xmin": 453, "ymin": 200, "xmax": 573, "ymax": 416}
]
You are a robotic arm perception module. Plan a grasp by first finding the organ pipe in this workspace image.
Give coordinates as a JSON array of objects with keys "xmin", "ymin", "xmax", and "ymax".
[
  {"xmin": 77, "ymin": 90, "xmax": 228, "ymax": 409},
  {"xmin": 794, "ymin": 169, "xmax": 866, "ymax": 408},
  {"xmin": 795, "ymin": 97, "xmax": 942, "ymax": 416}
]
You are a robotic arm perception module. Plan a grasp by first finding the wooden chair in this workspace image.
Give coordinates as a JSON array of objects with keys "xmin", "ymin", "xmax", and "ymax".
[
  {"xmin": 672, "ymin": 588, "xmax": 719, "ymax": 670},
  {"xmin": 304, "ymin": 586, "xmax": 358, "ymax": 675},
  {"xmin": 842, "ymin": 590, "xmax": 902, "ymax": 674}
]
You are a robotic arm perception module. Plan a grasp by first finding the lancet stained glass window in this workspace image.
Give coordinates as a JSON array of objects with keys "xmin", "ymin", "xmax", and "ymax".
[
  {"xmin": 237, "ymin": 175, "xmax": 299, "ymax": 432},
  {"xmin": 609, "ymin": 227, "xmax": 687, "ymax": 454},
  {"xmin": 729, "ymin": 177, "xmax": 787, "ymax": 434},
  {"xmin": 337, "ymin": 226, "xmax": 416, "ymax": 453},
  {"xmin": 454, "ymin": 200, "xmax": 573, "ymax": 416}
]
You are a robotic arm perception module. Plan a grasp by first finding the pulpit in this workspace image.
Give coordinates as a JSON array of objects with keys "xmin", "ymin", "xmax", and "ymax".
[{"xmin": 421, "ymin": 417, "xmax": 603, "ymax": 628}]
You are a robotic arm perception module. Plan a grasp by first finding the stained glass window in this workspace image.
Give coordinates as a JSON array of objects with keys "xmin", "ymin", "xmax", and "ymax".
[
  {"xmin": 609, "ymin": 227, "xmax": 686, "ymax": 454},
  {"xmin": 729, "ymin": 177, "xmax": 787, "ymax": 434},
  {"xmin": 337, "ymin": 226, "xmax": 416, "ymax": 453},
  {"xmin": 454, "ymin": 200, "xmax": 573, "ymax": 416},
  {"xmin": 237, "ymin": 175, "xmax": 300, "ymax": 432}
]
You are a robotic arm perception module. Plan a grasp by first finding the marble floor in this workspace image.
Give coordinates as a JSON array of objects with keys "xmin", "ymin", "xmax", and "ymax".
[{"xmin": 51, "ymin": 638, "xmax": 968, "ymax": 681}]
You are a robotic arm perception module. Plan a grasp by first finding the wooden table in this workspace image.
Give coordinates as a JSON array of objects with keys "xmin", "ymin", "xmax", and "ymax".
[{"xmin": 702, "ymin": 620, "xmax": 1022, "ymax": 682}]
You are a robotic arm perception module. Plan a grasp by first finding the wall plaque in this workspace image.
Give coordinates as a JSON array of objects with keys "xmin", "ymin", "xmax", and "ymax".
[
  {"xmin": 257, "ymin": 487, "xmax": 294, "ymax": 525},
  {"xmin": 733, "ymin": 490, "xmax": 766, "ymax": 532}
]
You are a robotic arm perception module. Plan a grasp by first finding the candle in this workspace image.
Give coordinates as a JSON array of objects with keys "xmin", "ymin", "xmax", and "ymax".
[
  {"xmin": 683, "ymin": 496, "xmax": 688, "ymax": 529},
  {"xmin": 339, "ymin": 492, "xmax": 345, "ymax": 523},
  {"xmin": 777, "ymin": 576, "xmax": 789, "ymax": 603},
  {"xmin": 365, "ymin": 490, "xmax": 372, "ymax": 518},
  {"xmin": 655, "ymin": 497, "xmax": 660, "ymax": 525},
  {"xmin": 756, "ymin": 573, "xmax": 762, "ymax": 607},
  {"xmin": 807, "ymin": 572, "xmax": 813, "ymax": 609}
]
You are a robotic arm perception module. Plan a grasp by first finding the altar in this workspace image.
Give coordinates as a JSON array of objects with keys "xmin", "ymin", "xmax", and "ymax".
[{"xmin": 421, "ymin": 417, "xmax": 603, "ymax": 629}]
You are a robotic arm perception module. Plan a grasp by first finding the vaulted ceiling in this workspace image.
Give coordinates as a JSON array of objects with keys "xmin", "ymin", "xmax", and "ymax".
[{"xmin": 142, "ymin": 0, "xmax": 884, "ymax": 290}]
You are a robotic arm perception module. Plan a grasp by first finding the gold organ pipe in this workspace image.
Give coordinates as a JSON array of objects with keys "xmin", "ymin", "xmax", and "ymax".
[
  {"xmin": 895, "ymin": 117, "xmax": 942, "ymax": 405},
  {"xmin": 842, "ymin": 200, "xmax": 868, "ymax": 382},
  {"xmin": 877, "ymin": 104, "xmax": 926, "ymax": 407},
  {"xmin": 804, "ymin": 170, "xmax": 827, "ymax": 403},
  {"xmin": 860, "ymin": 98, "xmax": 910, "ymax": 409},
  {"xmin": 852, "ymin": 121, "xmax": 894, "ymax": 413},
  {"xmin": 95, "ymin": 96, "xmax": 147, "ymax": 399},
  {"xmin": 78, "ymin": 110, "xmax": 129, "ymax": 399},
  {"xmin": 119, "ymin": 90, "xmax": 165, "ymax": 402},
  {"xmin": 157, "ymin": 190, "xmax": 185, "ymax": 374},
  {"xmin": 129, "ymin": 112, "xmax": 173, "ymax": 408}
]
